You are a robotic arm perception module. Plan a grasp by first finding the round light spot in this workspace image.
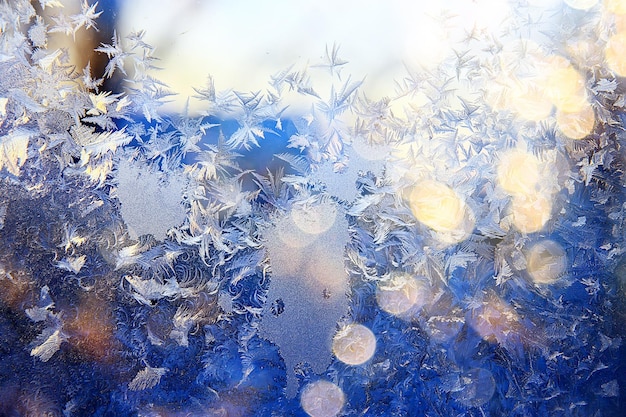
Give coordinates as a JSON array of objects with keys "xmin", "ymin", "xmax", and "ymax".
[
  {"xmin": 606, "ymin": 31, "xmax": 626, "ymax": 76},
  {"xmin": 526, "ymin": 240, "xmax": 567, "ymax": 285},
  {"xmin": 564, "ymin": 0, "xmax": 599, "ymax": 9},
  {"xmin": 435, "ymin": 209, "xmax": 476, "ymax": 246},
  {"xmin": 291, "ymin": 201, "xmax": 337, "ymax": 235},
  {"xmin": 376, "ymin": 273, "xmax": 429, "ymax": 315},
  {"xmin": 605, "ymin": 0, "xmax": 626, "ymax": 14},
  {"xmin": 300, "ymin": 380, "xmax": 345, "ymax": 417},
  {"xmin": 276, "ymin": 217, "xmax": 318, "ymax": 249},
  {"xmin": 470, "ymin": 296, "xmax": 520, "ymax": 344},
  {"xmin": 450, "ymin": 368, "xmax": 496, "ymax": 408},
  {"xmin": 556, "ymin": 104, "xmax": 595, "ymax": 139},
  {"xmin": 409, "ymin": 180, "xmax": 466, "ymax": 233},
  {"xmin": 332, "ymin": 324, "xmax": 376, "ymax": 366},
  {"xmin": 510, "ymin": 192, "xmax": 553, "ymax": 234},
  {"xmin": 497, "ymin": 150, "xmax": 541, "ymax": 196},
  {"xmin": 508, "ymin": 80, "xmax": 553, "ymax": 122},
  {"xmin": 543, "ymin": 56, "xmax": 587, "ymax": 113}
]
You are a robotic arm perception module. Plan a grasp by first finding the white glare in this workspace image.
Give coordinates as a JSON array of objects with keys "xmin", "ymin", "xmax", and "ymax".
[
  {"xmin": 526, "ymin": 240, "xmax": 567, "ymax": 285},
  {"xmin": 332, "ymin": 324, "xmax": 376, "ymax": 366},
  {"xmin": 376, "ymin": 273, "xmax": 429, "ymax": 316},
  {"xmin": 300, "ymin": 380, "xmax": 345, "ymax": 417}
]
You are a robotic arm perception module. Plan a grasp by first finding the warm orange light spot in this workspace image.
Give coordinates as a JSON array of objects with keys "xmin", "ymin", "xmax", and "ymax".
[
  {"xmin": 469, "ymin": 294, "xmax": 521, "ymax": 346},
  {"xmin": 0, "ymin": 269, "xmax": 33, "ymax": 310},
  {"xmin": 489, "ymin": 41, "xmax": 592, "ymax": 122},
  {"xmin": 543, "ymin": 56, "xmax": 587, "ymax": 113},
  {"xmin": 410, "ymin": 180, "xmax": 464, "ymax": 232},
  {"xmin": 510, "ymin": 192, "xmax": 553, "ymax": 234},
  {"xmin": 526, "ymin": 240, "xmax": 567, "ymax": 285},
  {"xmin": 409, "ymin": 180, "xmax": 475, "ymax": 244},
  {"xmin": 497, "ymin": 149, "xmax": 557, "ymax": 234},
  {"xmin": 556, "ymin": 104, "xmax": 595, "ymax": 139},
  {"xmin": 605, "ymin": 0, "xmax": 626, "ymax": 14},
  {"xmin": 605, "ymin": 31, "xmax": 626, "ymax": 76},
  {"xmin": 497, "ymin": 150, "xmax": 541, "ymax": 196},
  {"xmin": 66, "ymin": 294, "xmax": 118, "ymax": 362},
  {"xmin": 508, "ymin": 80, "xmax": 553, "ymax": 122}
]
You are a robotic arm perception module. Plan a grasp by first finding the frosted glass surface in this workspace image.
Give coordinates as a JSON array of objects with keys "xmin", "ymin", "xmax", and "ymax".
[{"xmin": 0, "ymin": 1, "xmax": 624, "ymax": 416}]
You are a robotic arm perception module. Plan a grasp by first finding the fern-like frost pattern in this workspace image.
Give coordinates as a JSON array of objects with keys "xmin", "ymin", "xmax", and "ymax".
[{"xmin": 0, "ymin": 1, "xmax": 624, "ymax": 416}]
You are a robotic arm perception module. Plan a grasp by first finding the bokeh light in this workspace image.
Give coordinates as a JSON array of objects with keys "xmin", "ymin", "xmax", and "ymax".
[
  {"xmin": 300, "ymin": 380, "xmax": 345, "ymax": 417},
  {"xmin": 66, "ymin": 294, "xmax": 118, "ymax": 362},
  {"xmin": 1, "ymin": 1, "xmax": 625, "ymax": 415},
  {"xmin": 332, "ymin": 323, "xmax": 376, "ymax": 366},
  {"xmin": 605, "ymin": 0, "xmax": 626, "ymax": 14},
  {"xmin": 409, "ymin": 180, "xmax": 464, "ymax": 232},
  {"xmin": 497, "ymin": 149, "xmax": 558, "ymax": 234},
  {"xmin": 543, "ymin": 56, "xmax": 588, "ymax": 113},
  {"xmin": 605, "ymin": 31, "xmax": 626, "ymax": 76},
  {"xmin": 526, "ymin": 240, "xmax": 567, "ymax": 285},
  {"xmin": 507, "ymin": 80, "xmax": 554, "ymax": 122},
  {"xmin": 510, "ymin": 193, "xmax": 553, "ymax": 234},
  {"xmin": 556, "ymin": 104, "xmax": 595, "ymax": 139},
  {"xmin": 275, "ymin": 214, "xmax": 318, "ymax": 249},
  {"xmin": 422, "ymin": 292, "xmax": 466, "ymax": 343},
  {"xmin": 376, "ymin": 273, "xmax": 429, "ymax": 316},
  {"xmin": 408, "ymin": 180, "xmax": 474, "ymax": 243},
  {"xmin": 291, "ymin": 201, "xmax": 338, "ymax": 235},
  {"xmin": 469, "ymin": 294, "xmax": 523, "ymax": 346},
  {"xmin": 565, "ymin": 0, "xmax": 600, "ymax": 10},
  {"xmin": 497, "ymin": 150, "xmax": 542, "ymax": 196}
]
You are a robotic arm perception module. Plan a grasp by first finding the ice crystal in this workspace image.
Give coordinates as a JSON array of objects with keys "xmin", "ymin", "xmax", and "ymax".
[
  {"xmin": 30, "ymin": 327, "xmax": 66, "ymax": 362},
  {"xmin": 26, "ymin": 286, "xmax": 66, "ymax": 362},
  {"xmin": 55, "ymin": 254, "xmax": 86, "ymax": 274},
  {"xmin": 0, "ymin": 129, "xmax": 31, "ymax": 176},
  {"xmin": 0, "ymin": 1, "xmax": 625, "ymax": 415},
  {"xmin": 129, "ymin": 365, "xmax": 168, "ymax": 391}
]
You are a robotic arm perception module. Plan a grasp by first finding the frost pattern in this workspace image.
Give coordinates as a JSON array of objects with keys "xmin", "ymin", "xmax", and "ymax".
[
  {"xmin": 0, "ymin": 129, "xmax": 31, "ymax": 176},
  {"xmin": 128, "ymin": 365, "xmax": 168, "ymax": 391},
  {"xmin": 30, "ymin": 328, "xmax": 66, "ymax": 362},
  {"xmin": 0, "ymin": 1, "xmax": 624, "ymax": 416}
]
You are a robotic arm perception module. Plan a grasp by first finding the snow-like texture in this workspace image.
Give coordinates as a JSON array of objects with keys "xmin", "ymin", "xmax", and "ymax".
[
  {"xmin": 0, "ymin": 1, "xmax": 624, "ymax": 416},
  {"xmin": 116, "ymin": 156, "xmax": 188, "ymax": 240},
  {"xmin": 261, "ymin": 199, "xmax": 349, "ymax": 397}
]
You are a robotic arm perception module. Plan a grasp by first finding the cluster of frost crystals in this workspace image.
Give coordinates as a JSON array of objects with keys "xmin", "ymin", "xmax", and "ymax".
[{"xmin": 0, "ymin": 0, "xmax": 625, "ymax": 416}]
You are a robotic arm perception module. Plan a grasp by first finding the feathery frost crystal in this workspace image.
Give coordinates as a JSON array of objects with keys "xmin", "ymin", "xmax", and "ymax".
[{"xmin": 0, "ymin": 1, "xmax": 624, "ymax": 415}]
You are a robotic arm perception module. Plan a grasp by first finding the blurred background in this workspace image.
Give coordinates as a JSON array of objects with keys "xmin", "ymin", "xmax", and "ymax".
[{"xmin": 47, "ymin": 0, "xmax": 574, "ymax": 115}]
